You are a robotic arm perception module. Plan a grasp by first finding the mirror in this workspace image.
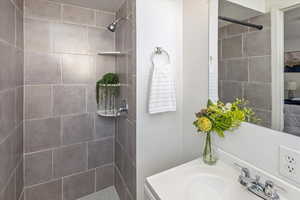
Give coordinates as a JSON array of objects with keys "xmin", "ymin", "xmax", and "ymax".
[
  {"xmin": 217, "ymin": 0, "xmax": 272, "ymax": 128},
  {"xmin": 213, "ymin": 0, "xmax": 300, "ymax": 137},
  {"xmin": 284, "ymin": 6, "xmax": 300, "ymax": 135}
]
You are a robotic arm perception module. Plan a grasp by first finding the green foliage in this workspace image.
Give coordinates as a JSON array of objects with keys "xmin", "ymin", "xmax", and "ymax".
[
  {"xmin": 97, "ymin": 73, "xmax": 119, "ymax": 85},
  {"xmin": 193, "ymin": 98, "xmax": 260, "ymax": 138},
  {"xmin": 96, "ymin": 73, "xmax": 120, "ymax": 105}
]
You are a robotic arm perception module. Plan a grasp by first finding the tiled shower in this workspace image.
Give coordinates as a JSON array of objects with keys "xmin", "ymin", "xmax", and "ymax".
[
  {"xmin": 218, "ymin": 13, "xmax": 272, "ymax": 128},
  {"xmin": 0, "ymin": 0, "xmax": 136, "ymax": 200}
]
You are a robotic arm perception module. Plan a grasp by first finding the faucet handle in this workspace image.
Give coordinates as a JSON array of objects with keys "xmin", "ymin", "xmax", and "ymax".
[
  {"xmin": 241, "ymin": 167, "xmax": 251, "ymax": 178},
  {"xmin": 264, "ymin": 180, "xmax": 286, "ymax": 200},
  {"xmin": 234, "ymin": 163, "xmax": 250, "ymax": 177},
  {"xmin": 264, "ymin": 180, "xmax": 275, "ymax": 197},
  {"xmin": 265, "ymin": 181, "xmax": 286, "ymax": 193}
]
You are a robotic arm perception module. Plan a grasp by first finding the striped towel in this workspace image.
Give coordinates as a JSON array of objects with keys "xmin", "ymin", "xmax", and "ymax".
[{"xmin": 149, "ymin": 63, "xmax": 176, "ymax": 114}]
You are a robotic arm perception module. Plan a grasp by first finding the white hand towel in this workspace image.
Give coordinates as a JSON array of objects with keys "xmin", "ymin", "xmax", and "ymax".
[{"xmin": 149, "ymin": 63, "xmax": 176, "ymax": 114}]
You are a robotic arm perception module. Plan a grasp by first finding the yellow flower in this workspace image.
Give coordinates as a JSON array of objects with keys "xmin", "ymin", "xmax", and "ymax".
[{"xmin": 197, "ymin": 117, "xmax": 212, "ymax": 132}]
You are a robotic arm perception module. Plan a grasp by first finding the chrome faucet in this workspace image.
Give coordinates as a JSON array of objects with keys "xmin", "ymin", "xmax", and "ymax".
[{"xmin": 236, "ymin": 164, "xmax": 282, "ymax": 200}]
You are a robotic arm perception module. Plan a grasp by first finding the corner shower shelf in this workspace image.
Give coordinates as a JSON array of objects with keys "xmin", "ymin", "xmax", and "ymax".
[
  {"xmin": 96, "ymin": 110, "xmax": 120, "ymax": 117},
  {"xmin": 97, "ymin": 52, "xmax": 126, "ymax": 56}
]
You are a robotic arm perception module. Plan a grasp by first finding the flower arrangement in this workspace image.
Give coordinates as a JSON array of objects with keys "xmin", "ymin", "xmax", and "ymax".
[
  {"xmin": 194, "ymin": 99, "xmax": 258, "ymax": 137},
  {"xmin": 193, "ymin": 99, "xmax": 259, "ymax": 165}
]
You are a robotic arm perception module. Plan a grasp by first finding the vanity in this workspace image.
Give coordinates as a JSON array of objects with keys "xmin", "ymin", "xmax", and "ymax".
[{"xmin": 144, "ymin": 150, "xmax": 300, "ymax": 200}]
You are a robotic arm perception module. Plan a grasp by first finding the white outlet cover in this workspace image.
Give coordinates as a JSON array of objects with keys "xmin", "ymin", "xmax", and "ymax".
[{"xmin": 279, "ymin": 145, "xmax": 300, "ymax": 183}]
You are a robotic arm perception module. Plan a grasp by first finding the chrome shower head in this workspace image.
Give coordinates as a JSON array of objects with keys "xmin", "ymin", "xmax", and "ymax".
[
  {"xmin": 107, "ymin": 17, "xmax": 125, "ymax": 32},
  {"xmin": 107, "ymin": 22, "xmax": 118, "ymax": 32}
]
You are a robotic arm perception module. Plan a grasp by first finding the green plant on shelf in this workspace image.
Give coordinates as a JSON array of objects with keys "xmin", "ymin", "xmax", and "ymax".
[{"xmin": 96, "ymin": 73, "xmax": 120, "ymax": 114}]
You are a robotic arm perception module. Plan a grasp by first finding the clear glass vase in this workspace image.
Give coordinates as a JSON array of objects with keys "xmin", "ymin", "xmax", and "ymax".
[{"xmin": 202, "ymin": 132, "xmax": 218, "ymax": 165}]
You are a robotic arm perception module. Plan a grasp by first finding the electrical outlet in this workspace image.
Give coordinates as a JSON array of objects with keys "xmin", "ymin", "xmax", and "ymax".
[
  {"xmin": 286, "ymin": 155, "xmax": 296, "ymax": 164},
  {"xmin": 279, "ymin": 146, "xmax": 300, "ymax": 183}
]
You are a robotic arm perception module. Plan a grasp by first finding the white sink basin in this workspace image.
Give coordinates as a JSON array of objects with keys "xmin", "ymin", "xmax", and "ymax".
[{"xmin": 145, "ymin": 159, "xmax": 287, "ymax": 200}]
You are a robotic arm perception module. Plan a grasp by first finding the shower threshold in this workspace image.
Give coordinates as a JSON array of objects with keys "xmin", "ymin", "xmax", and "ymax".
[{"xmin": 78, "ymin": 186, "xmax": 120, "ymax": 200}]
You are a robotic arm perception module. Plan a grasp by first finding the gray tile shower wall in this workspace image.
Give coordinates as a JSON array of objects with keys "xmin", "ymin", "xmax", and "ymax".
[
  {"xmin": 218, "ymin": 14, "xmax": 272, "ymax": 128},
  {"xmin": 115, "ymin": 1, "xmax": 137, "ymax": 200},
  {"xmin": 0, "ymin": 0, "xmax": 24, "ymax": 200},
  {"xmin": 23, "ymin": 0, "xmax": 117, "ymax": 199}
]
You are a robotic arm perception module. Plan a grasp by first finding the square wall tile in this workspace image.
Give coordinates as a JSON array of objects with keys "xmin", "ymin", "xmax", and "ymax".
[
  {"xmin": 25, "ymin": 85, "xmax": 52, "ymax": 119},
  {"xmin": 245, "ymin": 30, "xmax": 271, "ymax": 56},
  {"xmin": 25, "ymin": 179, "xmax": 62, "ymax": 200},
  {"xmin": 96, "ymin": 11, "xmax": 115, "ymax": 28},
  {"xmin": 249, "ymin": 56, "xmax": 271, "ymax": 83},
  {"xmin": 87, "ymin": 85, "xmax": 97, "ymax": 112},
  {"xmin": 227, "ymin": 23, "xmax": 248, "ymax": 36},
  {"xmin": 53, "ymin": 85, "xmax": 86, "ymax": 116},
  {"xmin": 115, "ymin": 141, "xmax": 125, "ymax": 175},
  {"xmin": 127, "ymin": 121, "xmax": 136, "ymax": 163},
  {"xmin": 221, "ymin": 36, "xmax": 243, "ymax": 59},
  {"xmin": 25, "ymin": 117, "xmax": 61, "ymax": 153},
  {"xmin": 95, "ymin": 117, "xmax": 115, "ymax": 139},
  {"xmin": 25, "ymin": 52, "xmax": 61, "ymax": 84},
  {"xmin": 95, "ymin": 56, "xmax": 116, "ymax": 79},
  {"xmin": 25, "ymin": 150, "xmax": 52, "ymax": 186},
  {"xmin": 88, "ymin": 138, "xmax": 113, "ymax": 169},
  {"xmin": 244, "ymin": 83, "xmax": 271, "ymax": 110},
  {"xmin": 96, "ymin": 164, "xmax": 114, "ymax": 191},
  {"xmin": 226, "ymin": 59, "xmax": 248, "ymax": 82},
  {"xmin": 0, "ymin": 90, "xmax": 16, "ymax": 142},
  {"xmin": 114, "ymin": 167, "xmax": 126, "ymax": 200},
  {"xmin": 0, "ymin": 43, "xmax": 16, "ymax": 91},
  {"xmin": 16, "ymin": 161, "xmax": 23, "ymax": 200},
  {"xmin": 63, "ymin": 170, "xmax": 95, "ymax": 200},
  {"xmin": 25, "ymin": 0, "xmax": 61, "ymax": 21},
  {"xmin": 63, "ymin": 5, "xmax": 95, "ymax": 26},
  {"xmin": 53, "ymin": 143, "xmax": 87, "ymax": 178},
  {"xmin": 24, "ymin": 18, "xmax": 52, "ymax": 53},
  {"xmin": 53, "ymin": 23, "xmax": 89, "ymax": 54},
  {"xmin": 249, "ymin": 14, "xmax": 271, "ymax": 31},
  {"xmin": 62, "ymin": 113, "xmax": 93, "ymax": 145},
  {"xmin": 16, "ymin": 9, "xmax": 24, "ymax": 49},
  {"xmin": 0, "ymin": 173, "xmax": 16, "ymax": 200},
  {"xmin": 0, "ymin": 131, "xmax": 18, "ymax": 191},
  {"xmin": 62, "ymin": 54, "xmax": 94, "ymax": 84},
  {"xmin": 16, "ymin": 87, "xmax": 24, "ymax": 127},
  {"xmin": 88, "ymin": 27, "xmax": 115, "ymax": 52},
  {"xmin": 0, "ymin": 0, "xmax": 15, "ymax": 44},
  {"xmin": 220, "ymin": 81, "xmax": 243, "ymax": 103},
  {"xmin": 15, "ymin": 50, "xmax": 24, "ymax": 87}
]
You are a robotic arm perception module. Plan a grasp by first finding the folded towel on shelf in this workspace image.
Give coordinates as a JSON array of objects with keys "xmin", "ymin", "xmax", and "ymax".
[{"xmin": 148, "ymin": 62, "xmax": 176, "ymax": 114}]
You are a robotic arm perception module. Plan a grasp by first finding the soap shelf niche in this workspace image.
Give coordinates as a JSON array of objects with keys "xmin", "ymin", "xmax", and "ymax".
[{"xmin": 97, "ymin": 52, "xmax": 126, "ymax": 56}]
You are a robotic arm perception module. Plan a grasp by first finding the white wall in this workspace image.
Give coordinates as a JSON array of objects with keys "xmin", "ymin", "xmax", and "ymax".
[
  {"xmin": 267, "ymin": 0, "xmax": 300, "ymax": 10},
  {"xmin": 215, "ymin": 123, "xmax": 300, "ymax": 187},
  {"xmin": 136, "ymin": 0, "xmax": 183, "ymax": 199},
  {"xmin": 182, "ymin": 0, "xmax": 209, "ymax": 162},
  {"xmin": 136, "ymin": 0, "xmax": 210, "ymax": 199},
  {"xmin": 227, "ymin": 0, "xmax": 267, "ymax": 13}
]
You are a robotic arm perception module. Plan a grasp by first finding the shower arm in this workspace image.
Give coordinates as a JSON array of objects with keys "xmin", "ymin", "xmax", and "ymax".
[
  {"xmin": 219, "ymin": 16, "xmax": 263, "ymax": 30},
  {"xmin": 113, "ymin": 16, "xmax": 128, "ymax": 25}
]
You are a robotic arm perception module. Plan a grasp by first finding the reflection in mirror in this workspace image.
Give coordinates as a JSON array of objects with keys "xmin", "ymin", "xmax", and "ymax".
[
  {"xmin": 284, "ymin": 7, "xmax": 300, "ymax": 136},
  {"xmin": 218, "ymin": 0, "xmax": 271, "ymax": 128}
]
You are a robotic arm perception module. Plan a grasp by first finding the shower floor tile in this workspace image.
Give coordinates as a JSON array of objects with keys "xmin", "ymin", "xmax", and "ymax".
[{"xmin": 78, "ymin": 186, "xmax": 120, "ymax": 200}]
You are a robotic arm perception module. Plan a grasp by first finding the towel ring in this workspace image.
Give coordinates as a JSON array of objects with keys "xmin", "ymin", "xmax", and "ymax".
[{"xmin": 151, "ymin": 47, "xmax": 170, "ymax": 65}]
